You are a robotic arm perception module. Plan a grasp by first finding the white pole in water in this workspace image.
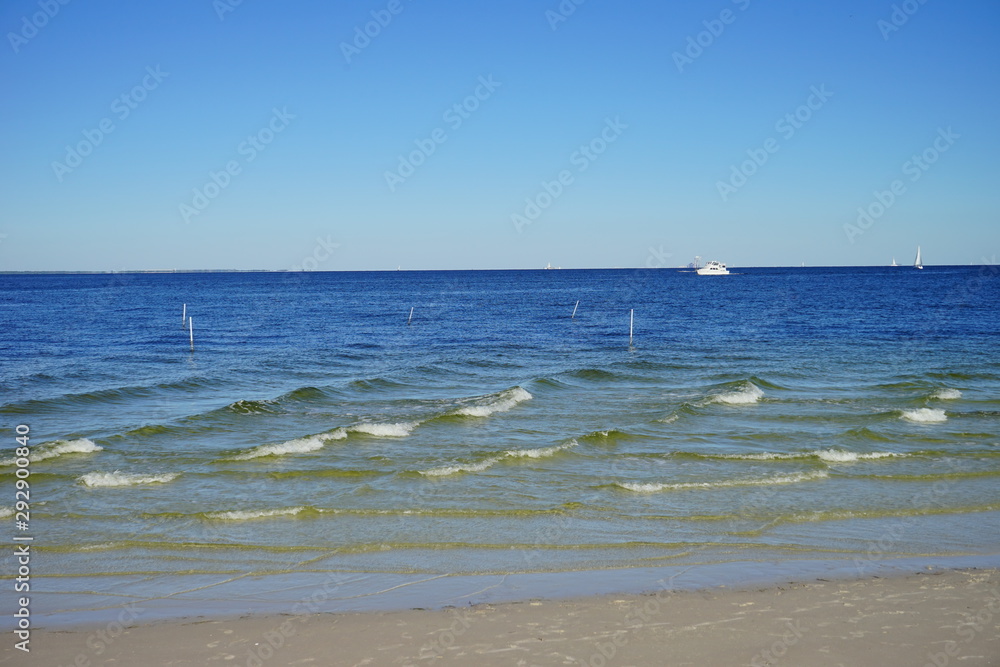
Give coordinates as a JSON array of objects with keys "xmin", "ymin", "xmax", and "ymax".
[
  {"xmin": 571, "ymin": 300, "xmax": 579, "ymax": 319},
  {"xmin": 182, "ymin": 303, "xmax": 187, "ymax": 327},
  {"xmin": 407, "ymin": 307, "xmax": 414, "ymax": 325},
  {"xmin": 189, "ymin": 316, "xmax": 194, "ymax": 351},
  {"xmin": 629, "ymin": 309, "xmax": 634, "ymax": 346}
]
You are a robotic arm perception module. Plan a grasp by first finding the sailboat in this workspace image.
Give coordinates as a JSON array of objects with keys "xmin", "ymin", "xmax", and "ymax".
[
  {"xmin": 914, "ymin": 246, "xmax": 923, "ymax": 270},
  {"xmin": 891, "ymin": 257, "xmax": 898, "ymax": 267}
]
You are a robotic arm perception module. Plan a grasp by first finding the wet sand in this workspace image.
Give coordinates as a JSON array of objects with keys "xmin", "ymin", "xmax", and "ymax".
[{"xmin": 6, "ymin": 568, "xmax": 999, "ymax": 666}]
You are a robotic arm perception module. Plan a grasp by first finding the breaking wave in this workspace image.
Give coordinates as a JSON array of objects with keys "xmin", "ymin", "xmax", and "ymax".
[
  {"xmin": 226, "ymin": 399, "xmax": 279, "ymax": 415},
  {"xmin": 420, "ymin": 457, "xmax": 503, "ymax": 477},
  {"xmin": 614, "ymin": 470, "xmax": 828, "ymax": 493},
  {"xmin": 0, "ymin": 438, "xmax": 102, "ymax": 467},
  {"xmin": 930, "ymin": 388, "xmax": 962, "ymax": 400},
  {"xmin": 711, "ymin": 382, "xmax": 765, "ymax": 405},
  {"xmin": 228, "ymin": 419, "xmax": 420, "ymax": 461},
  {"xmin": 79, "ymin": 471, "xmax": 180, "ymax": 487},
  {"xmin": 714, "ymin": 449, "xmax": 902, "ymax": 463},
  {"xmin": 205, "ymin": 506, "xmax": 309, "ymax": 521},
  {"xmin": 900, "ymin": 408, "xmax": 948, "ymax": 423},
  {"xmin": 349, "ymin": 421, "xmax": 418, "ymax": 437},
  {"xmin": 451, "ymin": 387, "xmax": 532, "ymax": 418},
  {"xmin": 229, "ymin": 430, "xmax": 346, "ymax": 461},
  {"xmin": 504, "ymin": 442, "xmax": 575, "ymax": 459},
  {"xmin": 420, "ymin": 441, "xmax": 575, "ymax": 477}
]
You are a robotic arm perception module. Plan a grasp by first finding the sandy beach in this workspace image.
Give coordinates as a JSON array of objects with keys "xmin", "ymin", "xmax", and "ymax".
[{"xmin": 6, "ymin": 567, "xmax": 998, "ymax": 666}]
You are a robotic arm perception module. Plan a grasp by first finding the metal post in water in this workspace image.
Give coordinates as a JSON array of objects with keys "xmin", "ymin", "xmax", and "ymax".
[
  {"xmin": 182, "ymin": 303, "xmax": 186, "ymax": 327},
  {"xmin": 189, "ymin": 317, "xmax": 194, "ymax": 351},
  {"xmin": 407, "ymin": 307, "xmax": 414, "ymax": 325},
  {"xmin": 572, "ymin": 300, "xmax": 579, "ymax": 319},
  {"xmin": 629, "ymin": 309, "xmax": 634, "ymax": 346}
]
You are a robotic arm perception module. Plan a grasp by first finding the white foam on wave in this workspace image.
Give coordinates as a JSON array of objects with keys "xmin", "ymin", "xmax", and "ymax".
[
  {"xmin": 616, "ymin": 470, "xmax": 828, "ymax": 493},
  {"xmin": 0, "ymin": 438, "xmax": 103, "ymax": 467},
  {"xmin": 452, "ymin": 387, "xmax": 533, "ymax": 418},
  {"xmin": 504, "ymin": 441, "xmax": 576, "ymax": 459},
  {"xmin": 931, "ymin": 388, "xmax": 962, "ymax": 400},
  {"xmin": 720, "ymin": 449, "xmax": 902, "ymax": 463},
  {"xmin": 78, "ymin": 471, "xmax": 179, "ymax": 487},
  {"xmin": 717, "ymin": 452, "xmax": 797, "ymax": 461},
  {"xmin": 712, "ymin": 383, "xmax": 764, "ymax": 405},
  {"xmin": 901, "ymin": 408, "xmax": 948, "ymax": 423},
  {"xmin": 420, "ymin": 457, "xmax": 503, "ymax": 477},
  {"xmin": 0, "ymin": 508, "xmax": 12, "ymax": 519},
  {"xmin": 349, "ymin": 421, "xmax": 418, "ymax": 437},
  {"xmin": 814, "ymin": 449, "xmax": 900, "ymax": 463},
  {"xmin": 421, "ymin": 440, "xmax": 576, "ymax": 477},
  {"xmin": 230, "ymin": 429, "xmax": 347, "ymax": 461},
  {"xmin": 206, "ymin": 506, "xmax": 307, "ymax": 521}
]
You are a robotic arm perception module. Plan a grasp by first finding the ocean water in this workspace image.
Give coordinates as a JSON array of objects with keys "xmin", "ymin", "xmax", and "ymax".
[{"xmin": 2, "ymin": 266, "xmax": 999, "ymax": 621}]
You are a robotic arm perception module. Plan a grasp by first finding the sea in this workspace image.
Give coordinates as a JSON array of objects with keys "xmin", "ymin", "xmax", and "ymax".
[{"xmin": 2, "ymin": 266, "xmax": 999, "ymax": 625}]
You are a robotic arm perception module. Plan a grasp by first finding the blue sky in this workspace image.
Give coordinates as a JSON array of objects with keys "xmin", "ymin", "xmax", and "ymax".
[{"xmin": 1, "ymin": 0, "xmax": 997, "ymax": 270}]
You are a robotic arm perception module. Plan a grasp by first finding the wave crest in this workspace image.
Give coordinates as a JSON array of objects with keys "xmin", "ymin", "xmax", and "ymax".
[
  {"xmin": 504, "ymin": 442, "xmax": 576, "ymax": 459},
  {"xmin": 615, "ymin": 470, "xmax": 828, "ymax": 493},
  {"xmin": 452, "ymin": 387, "xmax": 532, "ymax": 418},
  {"xmin": 814, "ymin": 449, "xmax": 900, "ymax": 463},
  {"xmin": 349, "ymin": 422, "xmax": 418, "ymax": 437},
  {"xmin": 229, "ymin": 430, "xmax": 346, "ymax": 461},
  {"xmin": 421, "ymin": 440, "xmax": 575, "ymax": 477},
  {"xmin": 205, "ymin": 506, "xmax": 308, "ymax": 521},
  {"xmin": 712, "ymin": 383, "xmax": 764, "ymax": 405},
  {"xmin": 420, "ymin": 457, "xmax": 503, "ymax": 477},
  {"xmin": 0, "ymin": 438, "xmax": 102, "ymax": 467},
  {"xmin": 931, "ymin": 388, "xmax": 962, "ymax": 400},
  {"xmin": 227, "ymin": 399, "xmax": 278, "ymax": 414},
  {"xmin": 715, "ymin": 449, "xmax": 901, "ymax": 463},
  {"xmin": 79, "ymin": 471, "xmax": 179, "ymax": 487},
  {"xmin": 901, "ymin": 408, "xmax": 947, "ymax": 423}
]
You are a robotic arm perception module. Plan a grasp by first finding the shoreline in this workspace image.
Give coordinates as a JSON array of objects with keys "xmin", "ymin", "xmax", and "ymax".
[
  {"xmin": 7, "ymin": 564, "xmax": 999, "ymax": 666},
  {"xmin": 19, "ymin": 553, "xmax": 1000, "ymax": 631}
]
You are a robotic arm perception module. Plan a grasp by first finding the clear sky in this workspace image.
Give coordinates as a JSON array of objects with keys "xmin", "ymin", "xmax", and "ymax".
[{"xmin": 1, "ymin": 0, "xmax": 998, "ymax": 270}]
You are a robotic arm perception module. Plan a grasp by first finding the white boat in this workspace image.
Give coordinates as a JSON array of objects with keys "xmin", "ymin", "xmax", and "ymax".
[
  {"xmin": 697, "ymin": 260, "xmax": 730, "ymax": 275},
  {"xmin": 891, "ymin": 257, "xmax": 898, "ymax": 267},
  {"xmin": 914, "ymin": 246, "xmax": 923, "ymax": 270}
]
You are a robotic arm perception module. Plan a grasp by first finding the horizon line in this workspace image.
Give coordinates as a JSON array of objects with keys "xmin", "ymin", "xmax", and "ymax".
[{"xmin": 0, "ymin": 264, "xmax": 978, "ymax": 275}]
